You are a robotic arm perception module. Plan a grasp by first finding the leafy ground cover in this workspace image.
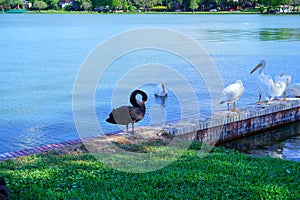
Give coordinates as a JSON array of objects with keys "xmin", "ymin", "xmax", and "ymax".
[{"xmin": 0, "ymin": 141, "xmax": 299, "ymax": 199}]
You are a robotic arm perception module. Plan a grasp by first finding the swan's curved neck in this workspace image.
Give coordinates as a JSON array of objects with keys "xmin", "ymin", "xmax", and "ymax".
[{"xmin": 130, "ymin": 90, "xmax": 147, "ymax": 107}]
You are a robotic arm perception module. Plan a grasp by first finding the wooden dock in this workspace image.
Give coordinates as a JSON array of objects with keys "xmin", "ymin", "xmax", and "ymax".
[{"xmin": 1, "ymin": 98, "xmax": 300, "ymax": 161}]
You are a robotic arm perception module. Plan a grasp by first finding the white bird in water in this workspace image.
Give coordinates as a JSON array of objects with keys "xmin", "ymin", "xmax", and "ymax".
[
  {"xmin": 250, "ymin": 60, "xmax": 275, "ymax": 104},
  {"xmin": 274, "ymin": 73, "xmax": 292, "ymax": 101},
  {"xmin": 154, "ymin": 82, "xmax": 168, "ymax": 97},
  {"xmin": 287, "ymin": 83, "xmax": 300, "ymax": 97},
  {"xmin": 220, "ymin": 80, "xmax": 244, "ymax": 112}
]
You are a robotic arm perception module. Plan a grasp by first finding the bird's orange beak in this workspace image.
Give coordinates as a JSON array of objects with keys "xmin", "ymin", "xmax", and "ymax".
[{"xmin": 250, "ymin": 63, "xmax": 262, "ymax": 74}]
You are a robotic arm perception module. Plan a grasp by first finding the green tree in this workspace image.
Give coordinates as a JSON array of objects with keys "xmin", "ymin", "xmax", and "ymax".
[
  {"xmin": 152, "ymin": 0, "xmax": 164, "ymax": 6},
  {"xmin": 0, "ymin": 0, "xmax": 10, "ymax": 10},
  {"xmin": 11, "ymin": 0, "xmax": 24, "ymax": 9},
  {"xmin": 189, "ymin": 0, "xmax": 198, "ymax": 12},
  {"xmin": 216, "ymin": 0, "xmax": 226, "ymax": 10},
  {"xmin": 181, "ymin": 0, "xmax": 191, "ymax": 11},
  {"xmin": 257, "ymin": 0, "xmax": 284, "ymax": 13},
  {"xmin": 81, "ymin": 0, "xmax": 92, "ymax": 10},
  {"xmin": 134, "ymin": 0, "xmax": 152, "ymax": 11},
  {"xmin": 64, "ymin": 4, "xmax": 73, "ymax": 10},
  {"xmin": 92, "ymin": 0, "xmax": 102, "ymax": 8},
  {"xmin": 292, "ymin": 0, "xmax": 300, "ymax": 12},
  {"xmin": 45, "ymin": 0, "xmax": 59, "ymax": 9},
  {"xmin": 91, "ymin": 0, "xmax": 111, "ymax": 9},
  {"xmin": 33, "ymin": 0, "xmax": 48, "ymax": 11},
  {"xmin": 129, "ymin": 1, "xmax": 134, "ymax": 11},
  {"xmin": 111, "ymin": 0, "xmax": 121, "ymax": 10},
  {"xmin": 0, "ymin": 0, "xmax": 24, "ymax": 10},
  {"xmin": 123, "ymin": 0, "xmax": 128, "ymax": 10},
  {"xmin": 260, "ymin": 0, "xmax": 285, "ymax": 10}
]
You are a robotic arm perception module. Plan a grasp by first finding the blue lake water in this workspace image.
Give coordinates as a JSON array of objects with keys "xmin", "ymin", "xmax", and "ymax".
[
  {"xmin": 0, "ymin": 14, "xmax": 300, "ymax": 158},
  {"xmin": 221, "ymin": 122, "xmax": 300, "ymax": 162}
]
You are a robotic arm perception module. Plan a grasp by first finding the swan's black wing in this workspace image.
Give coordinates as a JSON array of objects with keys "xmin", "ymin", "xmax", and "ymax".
[
  {"xmin": 106, "ymin": 90, "xmax": 147, "ymax": 127},
  {"xmin": 129, "ymin": 106, "xmax": 146, "ymax": 123},
  {"xmin": 106, "ymin": 106, "xmax": 133, "ymax": 125}
]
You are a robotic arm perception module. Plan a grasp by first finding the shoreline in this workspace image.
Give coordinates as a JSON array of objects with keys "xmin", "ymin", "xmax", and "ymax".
[
  {"xmin": 2, "ymin": 98, "xmax": 300, "ymax": 162},
  {"xmin": 0, "ymin": 128, "xmax": 167, "ymax": 161},
  {"xmin": 2, "ymin": 11, "xmax": 259, "ymax": 15},
  {"xmin": 2, "ymin": 10, "xmax": 300, "ymax": 15},
  {"xmin": 0, "ymin": 9, "xmax": 289, "ymax": 15}
]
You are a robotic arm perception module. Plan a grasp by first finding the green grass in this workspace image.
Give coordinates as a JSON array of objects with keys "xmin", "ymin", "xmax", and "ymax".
[{"xmin": 0, "ymin": 142, "xmax": 299, "ymax": 199}]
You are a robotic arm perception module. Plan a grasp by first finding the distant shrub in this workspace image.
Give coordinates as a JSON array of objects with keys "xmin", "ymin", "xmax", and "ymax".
[
  {"xmin": 151, "ymin": 6, "xmax": 166, "ymax": 12},
  {"xmin": 33, "ymin": 1, "xmax": 48, "ymax": 11},
  {"xmin": 64, "ymin": 4, "xmax": 72, "ymax": 11}
]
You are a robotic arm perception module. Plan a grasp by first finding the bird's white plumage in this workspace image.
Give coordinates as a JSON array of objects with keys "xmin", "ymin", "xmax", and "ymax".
[
  {"xmin": 220, "ymin": 80, "xmax": 244, "ymax": 110},
  {"xmin": 250, "ymin": 60, "xmax": 275, "ymax": 102},
  {"xmin": 274, "ymin": 73, "xmax": 292, "ymax": 98},
  {"xmin": 154, "ymin": 82, "xmax": 168, "ymax": 97},
  {"xmin": 287, "ymin": 83, "xmax": 300, "ymax": 97},
  {"xmin": 274, "ymin": 81, "xmax": 286, "ymax": 98}
]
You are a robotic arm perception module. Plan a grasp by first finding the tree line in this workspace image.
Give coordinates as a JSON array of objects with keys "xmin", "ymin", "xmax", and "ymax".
[{"xmin": 1, "ymin": 0, "xmax": 300, "ymax": 12}]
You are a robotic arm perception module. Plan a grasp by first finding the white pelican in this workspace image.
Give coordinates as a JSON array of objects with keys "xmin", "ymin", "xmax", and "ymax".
[
  {"xmin": 274, "ymin": 73, "xmax": 292, "ymax": 101},
  {"xmin": 250, "ymin": 60, "xmax": 275, "ymax": 104},
  {"xmin": 287, "ymin": 83, "xmax": 300, "ymax": 97},
  {"xmin": 154, "ymin": 82, "xmax": 168, "ymax": 97},
  {"xmin": 220, "ymin": 80, "xmax": 244, "ymax": 112}
]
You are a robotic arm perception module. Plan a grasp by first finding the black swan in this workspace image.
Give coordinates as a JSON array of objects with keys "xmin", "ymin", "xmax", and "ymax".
[{"xmin": 106, "ymin": 90, "xmax": 148, "ymax": 132}]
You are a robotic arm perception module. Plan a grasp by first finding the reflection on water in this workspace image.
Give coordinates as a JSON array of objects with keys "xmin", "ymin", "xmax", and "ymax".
[
  {"xmin": 221, "ymin": 122, "xmax": 300, "ymax": 162},
  {"xmin": 205, "ymin": 28, "xmax": 300, "ymax": 42},
  {"xmin": 259, "ymin": 28, "xmax": 300, "ymax": 41},
  {"xmin": 154, "ymin": 95, "xmax": 167, "ymax": 107},
  {"xmin": 205, "ymin": 29, "xmax": 255, "ymax": 42}
]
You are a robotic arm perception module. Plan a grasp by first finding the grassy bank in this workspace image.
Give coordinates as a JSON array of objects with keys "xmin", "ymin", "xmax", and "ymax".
[{"xmin": 0, "ymin": 142, "xmax": 299, "ymax": 199}]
